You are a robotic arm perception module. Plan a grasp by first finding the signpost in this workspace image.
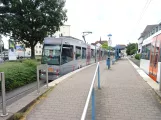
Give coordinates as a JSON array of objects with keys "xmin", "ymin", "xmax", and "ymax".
[{"xmin": 107, "ymin": 34, "xmax": 112, "ymax": 69}]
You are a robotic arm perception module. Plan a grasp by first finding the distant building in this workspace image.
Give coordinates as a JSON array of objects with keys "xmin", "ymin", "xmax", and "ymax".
[
  {"xmin": 138, "ymin": 24, "xmax": 161, "ymax": 53},
  {"xmin": 53, "ymin": 25, "xmax": 70, "ymax": 37},
  {"xmin": 91, "ymin": 40, "xmax": 107, "ymax": 46},
  {"xmin": 115, "ymin": 44, "xmax": 127, "ymax": 56}
]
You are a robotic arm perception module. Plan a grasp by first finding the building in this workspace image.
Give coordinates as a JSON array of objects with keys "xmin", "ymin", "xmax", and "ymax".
[
  {"xmin": 115, "ymin": 44, "xmax": 127, "ymax": 56},
  {"xmin": 16, "ymin": 25, "xmax": 70, "ymax": 58},
  {"xmin": 91, "ymin": 40, "xmax": 107, "ymax": 46},
  {"xmin": 138, "ymin": 24, "xmax": 161, "ymax": 53},
  {"xmin": 53, "ymin": 25, "xmax": 70, "ymax": 37}
]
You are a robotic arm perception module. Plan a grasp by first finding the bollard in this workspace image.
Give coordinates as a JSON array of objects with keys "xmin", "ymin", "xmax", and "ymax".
[
  {"xmin": 91, "ymin": 88, "xmax": 95, "ymax": 120},
  {"xmin": 0, "ymin": 72, "xmax": 8, "ymax": 117},
  {"xmin": 37, "ymin": 66, "xmax": 40, "ymax": 94},
  {"xmin": 46, "ymin": 66, "xmax": 48, "ymax": 88},
  {"xmin": 159, "ymin": 64, "xmax": 161, "ymax": 91},
  {"xmin": 106, "ymin": 57, "xmax": 110, "ymax": 69},
  {"xmin": 98, "ymin": 64, "xmax": 100, "ymax": 89}
]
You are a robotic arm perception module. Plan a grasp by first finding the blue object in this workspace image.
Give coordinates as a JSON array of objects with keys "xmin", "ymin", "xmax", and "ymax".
[
  {"xmin": 98, "ymin": 66, "xmax": 100, "ymax": 89},
  {"xmin": 92, "ymin": 88, "xmax": 95, "ymax": 120},
  {"xmin": 106, "ymin": 57, "xmax": 110, "ymax": 69}
]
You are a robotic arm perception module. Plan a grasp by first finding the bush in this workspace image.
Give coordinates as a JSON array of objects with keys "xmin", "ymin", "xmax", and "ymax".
[
  {"xmin": 135, "ymin": 54, "xmax": 141, "ymax": 60},
  {"xmin": 0, "ymin": 60, "xmax": 39, "ymax": 91}
]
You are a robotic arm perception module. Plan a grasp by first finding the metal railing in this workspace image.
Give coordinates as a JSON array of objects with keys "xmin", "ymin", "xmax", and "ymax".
[
  {"xmin": 81, "ymin": 62, "xmax": 100, "ymax": 120},
  {"xmin": 37, "ymin": 64, "xmax": 48, "ymax": 94}
]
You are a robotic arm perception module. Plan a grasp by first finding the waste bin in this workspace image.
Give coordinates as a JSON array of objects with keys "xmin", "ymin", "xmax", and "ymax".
[{"xmin": 106, "ymin": 57, "xmax": 110, "ymax": 69}]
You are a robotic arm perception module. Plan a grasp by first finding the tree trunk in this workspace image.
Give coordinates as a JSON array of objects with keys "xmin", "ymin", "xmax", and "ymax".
[{"xmin": 31, "ymin": 45, "xmax": 35, "ymax": 59}]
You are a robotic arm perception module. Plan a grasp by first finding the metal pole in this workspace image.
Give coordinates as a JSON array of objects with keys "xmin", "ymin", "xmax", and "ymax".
[
  {"xmin": 1, "ymin": 46, "xmax": 2, "ymax": 59},
  {"xmin": 92, "ymin": 88, "xmax": 95, "ymax": 120},
  {"xmin": 46, "ymin": 65, "xmax": 48, "ymax": 88},
  {"xmin": 159, "ymin": 65, "xmax": 161, "ymax": 91},
  {"xmin": 98, "ymin": 64, "xmax": 100, "ymax": 89},
  {"xmin": 0, "ymin": 72, "xmax": 8, "ymax": 116},
  {"xmin": 37, "ymin": 66, "xmax": 40, "ymax": 94}
]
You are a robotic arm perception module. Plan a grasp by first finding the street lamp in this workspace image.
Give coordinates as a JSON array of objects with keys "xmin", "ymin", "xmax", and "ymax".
[
  {"xmin": 0, "ymin": 36, "xmax": 4, "ymax": 59},
  {"xmin": 82, "ymin": 31, "xmax": 92, "ymax": 43}
]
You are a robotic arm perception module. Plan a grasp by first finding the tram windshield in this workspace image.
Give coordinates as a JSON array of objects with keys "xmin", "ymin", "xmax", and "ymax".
[{"xmin": 42, "ymin": 45, "xmax": 61, "ymax": 65}]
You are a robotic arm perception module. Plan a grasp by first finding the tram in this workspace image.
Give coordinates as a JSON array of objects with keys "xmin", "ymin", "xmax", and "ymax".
[
  {"xmin": 40, "ymin": 36, "xmax": 109, "ymax": 80},
  {"xmin": 140, "ymin": 30, "xmax": 161, "ymax": 83}
]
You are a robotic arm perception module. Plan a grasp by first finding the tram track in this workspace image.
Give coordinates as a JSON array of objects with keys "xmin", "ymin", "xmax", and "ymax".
[{"xmin": 0, "ymin": 81, "xmax": 45, "ymax": 108}]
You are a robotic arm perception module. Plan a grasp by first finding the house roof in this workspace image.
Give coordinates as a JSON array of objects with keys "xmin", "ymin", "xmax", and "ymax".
[
  {"xmin": 91, "ymin": 40, "xmax": 107, "ymax": 45},
  {"xmin": 138, "ymin": 25, "xmax": 158, "ymax": 39}
]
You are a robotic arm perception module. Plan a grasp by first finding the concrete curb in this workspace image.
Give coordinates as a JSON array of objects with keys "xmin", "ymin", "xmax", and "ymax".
[
  {"xmin": 48, "ymin": 61, "xmax": 103, "ymax": 87},
  {"xmin": 127, "ymin": 58, "xmax": 161, "ymax": 99}
]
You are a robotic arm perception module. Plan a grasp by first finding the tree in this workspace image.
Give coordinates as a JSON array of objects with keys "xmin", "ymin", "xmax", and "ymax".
[
  {"xmin": 0, "ymin": 0, "xmax": 67, "ymax": 59},
  {"xmin": 126, "ymin": 43, "xmax": 138, "ymax": 55},
  {"xmin": 101, "ymin": 42, "xmax": 108, "ymax": 50}
]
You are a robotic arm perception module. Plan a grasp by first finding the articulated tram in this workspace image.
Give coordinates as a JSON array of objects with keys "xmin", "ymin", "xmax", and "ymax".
[
  {"xmin": 40, "ymin": 36, "xmax": 110, "ymax": 80},
  {"xmin": 140, "ymin": 31, "xmax": 161, "ymax": 83}
]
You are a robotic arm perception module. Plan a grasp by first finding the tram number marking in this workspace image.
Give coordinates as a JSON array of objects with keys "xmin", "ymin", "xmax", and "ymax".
[{"xmin": 48, "ymin": 67, "xmax": 54, "ymax": 72}]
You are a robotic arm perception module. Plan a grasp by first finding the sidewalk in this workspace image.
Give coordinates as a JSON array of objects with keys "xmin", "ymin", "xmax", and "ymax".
[
  {"xmin": 86, "ymin": 58, "xmax": 161, "ymax": 120},
  {"xmin": 26, "ymin": 59, "xmax": 161, "ymax": 120},
  {"xmin": 26, "ymin": 63, "xmax": 100, "ymax": 120}
]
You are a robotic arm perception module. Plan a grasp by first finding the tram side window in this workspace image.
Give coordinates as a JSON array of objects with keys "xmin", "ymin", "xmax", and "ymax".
[
  {"xmin": 91, "ymin": 49, "xmax": 95, "ymax": 58},
  {"xmin": 97, "ymin": 50, "xmax": 99, "ymax": 56},
  {"xmin": 141, "ymin": 44, "xmax": 151, "ymax": 60},
  {"xmin": 61, "ymin": 45, "xmax": 73, "ymax": 64},
  {"xmin": 82, "ymin": 48, "xmax": 86, "ymax": 59},
  {"xmin": 76, "ymin": 46, "xmax": 81, "ymax": 60}
]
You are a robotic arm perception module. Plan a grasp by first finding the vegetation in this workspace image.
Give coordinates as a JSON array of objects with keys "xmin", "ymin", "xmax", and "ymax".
[
  {"xmin": 0, "ymin": 60, "xmax": 40, "ymax": 91},
  {"xmin": 102, "ymin": 42, "xmax": 108, "ymax": 50},
  {"xmin": 135, "ymin": 54, "xmax": 141, "ymax": 60},
  {"xmin": 126, "ymin": 43, "xmax": 138, "ymax": 55},
  {"xmin": 0, "ymin": 0, "xmax": 67, "ymax": 59},
  {"xmin": 101, "ymin": 42, "xmax": 113, "ymax": 50}
]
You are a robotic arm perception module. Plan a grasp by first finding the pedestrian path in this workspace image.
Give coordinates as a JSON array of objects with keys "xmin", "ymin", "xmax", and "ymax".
[
  {"xmin": 27, "ymin": 59, "xmax": 161, "ymax": 120},
  {"xmin": 86, "ymin": 58, "xmax": 161, "ymax": 120},
  {"xmin": 27, "ymin": 62, "xmax": 100, "ymax": 120}
]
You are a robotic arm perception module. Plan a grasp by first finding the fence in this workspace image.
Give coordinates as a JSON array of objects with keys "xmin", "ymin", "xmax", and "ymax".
[{"xmin": 81, "ymin": 62, "xmax": 100, "ymax": 120}]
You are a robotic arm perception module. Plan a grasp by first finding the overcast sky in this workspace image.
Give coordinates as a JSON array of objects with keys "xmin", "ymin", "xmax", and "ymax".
[
  {"xmin": 2, "ymin": 0, "xmax": 161, "ymax": 48},
  {"xmin": 65, "ymin": 0, "xmax": 161, "ymax": 46}
]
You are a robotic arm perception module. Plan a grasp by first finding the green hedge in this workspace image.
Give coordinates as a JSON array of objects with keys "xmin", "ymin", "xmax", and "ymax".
[
  {"xmin": 0, "ymin": 60, "xmax": 40, "ymax": 91},
  {"xmin": 135, "ymin": 54, "xmax": 141, "ymax": 60}
]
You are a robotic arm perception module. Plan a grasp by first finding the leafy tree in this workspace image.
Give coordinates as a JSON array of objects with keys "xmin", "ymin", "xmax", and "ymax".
[
  {"xmin": 0, "ymin": 0, "xmax": 67, "ymax": 59},
  {"xmin": 102, "ymin": 42, "xmax": 108, "ymax": 50},
  {"xmin": 126, "ymin": 43, "xmax": 138, "ymax": 55}
]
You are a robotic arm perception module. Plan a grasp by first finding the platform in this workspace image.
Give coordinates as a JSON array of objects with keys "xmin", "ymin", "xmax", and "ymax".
[{"xmin": 26, "ymin": 59, "xmax": 161, "ymax": 120}]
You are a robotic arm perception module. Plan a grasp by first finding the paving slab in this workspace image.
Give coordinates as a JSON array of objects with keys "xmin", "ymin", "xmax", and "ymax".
[
  {"xmin": 86, "ymin": 58, "xmax": 161, "ymax": 120},
  {"xmin": 26, "ymin": 63, "xmax": 101, "ymax": 120}
]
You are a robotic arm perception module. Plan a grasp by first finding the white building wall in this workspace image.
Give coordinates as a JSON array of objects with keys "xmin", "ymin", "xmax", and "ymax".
[
  {"xmin": 138, "ymin": 37, "xmax": 143, "ymax": 53},
  {"xmin": 54, "ymin": 25, "xmax": 70, "ymax": 37}
]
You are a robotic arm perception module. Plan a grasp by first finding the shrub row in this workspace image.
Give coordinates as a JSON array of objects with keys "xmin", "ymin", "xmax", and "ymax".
[
  {"xmin": 135, "ymin": 54, "xmax": 141, "ymax": 60},
  {"xmin": 0, "ymin": 60, "xmax": 40, "ymax": 92}
]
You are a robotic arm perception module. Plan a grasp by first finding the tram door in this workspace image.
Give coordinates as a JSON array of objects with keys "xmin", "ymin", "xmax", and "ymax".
[{"xmin": 149, "ymin": 36, "xmax": 160, "ymax": 81}]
